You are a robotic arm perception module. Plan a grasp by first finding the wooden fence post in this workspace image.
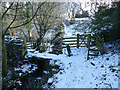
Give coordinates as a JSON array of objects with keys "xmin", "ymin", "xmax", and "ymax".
[
  {"xmin": 87, "ymin": 34, "xmax": 91, "ymax": 60},
  {"xmin": 60, "ymin": 37, "xmax": 63, "ymax": 54},
  {"xmin": 66, "ymin": 45, "xmax": 71, "ymax": 56},
  {"xmin": 77, "ymin": 34, "xmax": 79, "ymax": 48}
]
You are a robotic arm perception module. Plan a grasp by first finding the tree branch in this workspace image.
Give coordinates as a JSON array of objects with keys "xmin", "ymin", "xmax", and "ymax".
[
  {"xmin": 33, "ymin": 18, "xmax": 39, "ymax": 34},
  {"xmin": 9, "ymin": 2, "xmax": 45, "ymax": 29},
  {"xmin": 2, "ymin": 3, "xmax": 14, "ymax": 19},
  {"xmin": 4, "ymin": 3, "xmax": 18, "ymax": 35}
]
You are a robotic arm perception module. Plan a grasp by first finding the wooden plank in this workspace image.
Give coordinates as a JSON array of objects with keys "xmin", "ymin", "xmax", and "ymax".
[
  {"xmin": 62, "ymin": 43, "xmax": 87, "ymax": 46},
  {"xmin": 63, "ymin": 37, "xmax": 88, "ymax": 40},
  {"xmin": 63, "ymin": 38, "xmax": 88, "ymax": 41},
  {"xmin": 63, "ymin": 44, "xmax": 77, "ymax": 47},
  {"xmin": 63, "ymin": 41, "xmax": 87, "ymax": 44},
  {"xmin": 63, "ymin": 40, "xmax": 77, "ymax": 42},
  {"xmin": 62, "ymin": 37, "xmax": 76, "ymax": 39},
  {"xmin": 62, "ymin": 45, "xmax": 86, "ymax": 48},
  {"xmin": 77, "ymin": 34, "xmax": 79, "ymax": 48},
  {"xmin": 62, "ymin": 44, "xmax": 77, "ymax": 47},
  {"xmin": 89, "ymin": 54, "xmax": 99, "ymax": 56},
  {"xmin": 62, "ymin": 45, "xmax": 77, "ymax": 48},
  {"xmin": 79, "ymin": 39, "xmax": 87, "ymax": 41},
  {"xmin": 89, "ymin": 49, "xmax": 99, "ymax": 51},
  {"xmin": 62, "ymin": 43, "xmax": 77, "ymax": 45},
  {"xmin": 87, "ymin": 34, "xmax": 91, "ymax": 60},
  {"xmin": 79, "ymin": 35, "xmax": 87, "ymax": 36}
]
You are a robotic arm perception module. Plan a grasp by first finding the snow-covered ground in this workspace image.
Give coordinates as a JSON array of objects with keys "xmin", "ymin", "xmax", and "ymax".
[
  {"xmin": 15, "ymin": 63, "xmax": 38, "ymax": 76},
  {"xmin": 27, "ymin": 47, "xmax": 119, "ymax": 88},
  {"xmin": 51, "ymin": 48, "xmax": 119, "ymax": 88},
  {"xmin": 26, "ymin": 18, "xmax": 119, "ymax": 88},
  {"xmin": 64, "ymin": 18, "xmax": 91, "ymax": 37}
]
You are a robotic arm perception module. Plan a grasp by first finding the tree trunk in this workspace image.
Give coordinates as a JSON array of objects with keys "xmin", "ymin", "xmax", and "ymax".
[
  {"xmin": 0, "ymin": 34, "xmax": 2, "ymax": 89},
  {"xmin": 118, "ymin": 1, "xmax": 120, "ymax": 37},
  {"xmin": 22, "ymin": 36, "xmax": 27, "ymax": 56},
  {"xmin": 2, "ymin": 35, "xmax": 7, "ymax": 77},
  {"xmin": 118, "ymin": 2, "xmax": 120, "ymax": 22},
  {"xmin": 0, "ymin": 3, "xmax": 2, "ymax": 88},
  {"xmin": 28, "ymin": 30, "xmax": 30, "ymax": 41}
]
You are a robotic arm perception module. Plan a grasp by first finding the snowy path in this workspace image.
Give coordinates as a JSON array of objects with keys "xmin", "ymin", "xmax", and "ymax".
[
  {"xmin": 50, "ymin": 47, "xmax": 119, "ymax": 88},
  {"xmin": 27, "ymin": 19, "xmax": 119, "ymax": 88},
  {"xmin": 27, "ymin": 47, "xmax": 119, "ymax": 88},
  {"xmin": 50, "ymin": 21, "xmax": 119, "ymax": 88}
]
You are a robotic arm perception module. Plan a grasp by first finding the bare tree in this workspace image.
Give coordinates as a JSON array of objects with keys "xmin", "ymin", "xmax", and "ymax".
[
  {"xmin": 1, "ymin": 2, "xmax": 45, "ymax": 77},
  {"xmin": 33, "ymin": 2, "xmax": 64, "ymax": 49}
]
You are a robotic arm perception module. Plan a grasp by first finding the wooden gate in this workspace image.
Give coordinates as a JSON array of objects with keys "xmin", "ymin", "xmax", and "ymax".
[
  {"xmin": 62, "ymin": 34, "xmax": 100, "ymax": 60},
  {"xmin": 62, "ymin": 34, "xmax": 89, "ymax": 48}
]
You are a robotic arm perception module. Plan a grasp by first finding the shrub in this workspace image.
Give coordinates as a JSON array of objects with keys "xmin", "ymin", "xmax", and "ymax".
[
  {"xmin": 70, "ymin": 17, "xmax": 75, "ymax": 24},
  {"xmin": 75, "ymin": 11, "xmax": 89, "ymax": 18},
  {"xmin": 90, "ymin": 2, "xmax": 119, "ymax": 42}
]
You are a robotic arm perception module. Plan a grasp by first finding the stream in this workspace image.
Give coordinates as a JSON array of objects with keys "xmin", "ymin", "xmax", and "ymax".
[
  {"xmin": 2, "ymin": 37, "xmax": 61, "ymax": 89},
  {"xmin": 3, "ymin": 56, "xmax": 61, "ymax": 89}
]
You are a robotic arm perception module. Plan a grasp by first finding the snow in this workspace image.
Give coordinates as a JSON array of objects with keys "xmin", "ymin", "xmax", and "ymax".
[
  {"xmin": 48, "ymin": 78, "xmax": 54, "ymax": 83},
  {"xmin": 27, "ymin": 47, "xmax": 119, "ymax": 88},
  {"xmin": 52, "ymin": 69, "xmax": 59, "ymax": 72},
  {"xmin": 63, "ymin": 19, "xmax": 91, "ymax": 38},
  {"xmin": 50, "ymin": 48, "xmax": 119, "ymax": 88},
  {"xmin": 26, "ymin": 18, "xmax": 119, "ymax": 88},
  {"xmin": 16, "ymin": 81, "xmax": 22, "ymax": 86},
  {"xmin": 36, "ymin": 77, "xmax": 41, "ymax": 80},
  {"xmin": 15, "ymin": 63, "xmax": 38, "ymax": 76},
  {"xmin": 43, "ymin": 71, "xmax": 49, "ymax": 74},
  {"xmin": 27, "ymin": 50, "xmax": 59, "ymax": 60},
  {"xmin": 19, "ymin": 73, "xmax": 22, "ymax": 76}
]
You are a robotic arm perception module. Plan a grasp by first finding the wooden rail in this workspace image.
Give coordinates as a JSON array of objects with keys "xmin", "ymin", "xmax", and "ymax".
[
  {"xmin": 62, "ymin": 34, "xmax": 89, "ymax": 48},
  {"xmin": 62, "ymin": 34, "xmax": 100, "ymax": 60},
  {"xmin": 87, "ymin": 35, "xmax": 99, "ymax": 60}
]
